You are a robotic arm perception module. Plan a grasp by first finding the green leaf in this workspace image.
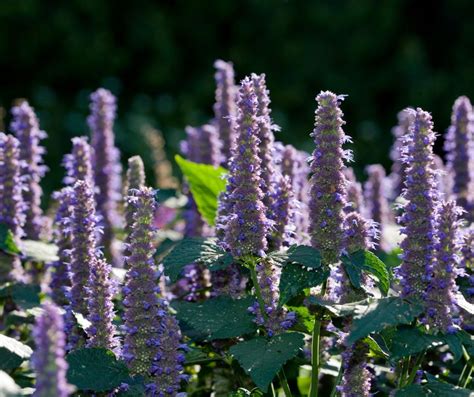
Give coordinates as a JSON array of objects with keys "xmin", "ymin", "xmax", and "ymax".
[
  {"xmin": 390, "ymin": 327, "xmax": 442, "ymax": 360},
  {"xmin": 0, "ymin": 370, "xmax": 22, "ymax": 396},
  {"xmin": 0, "ymin": 334, "xmax": 33, "ymax": 370},
  {"xmin": 341, "ymin": 250, "xmax": 390, "ymax": 295},
  {"xmin": 364, "ymin": 335, "xmax": 389, "ymax": 359},
  {"xmin": 456, "ymin": 292, "xmax": 474, "ymax": 315},
  {"xmin": 19, "ymin": 240, "xmax": 58, "ymax": 262},
  {"xmin": 115, "ymin": 376, "xmax": 146, "ymax": 396},
  {"xmin": 347, "ymin": 297, "xmax": 423, "ymax": 344},
  {"xmin": 175, "ymin": 154, "xmax": 227, "ymax": 226},
  {"xmin": 397, "ymin": 379, "xmax": 474, "ymax": 396},
  {"xmin": 66, "ymin": 348, "xmax": 129, "ymax": 392},
  {"xmin": 0, "ymin": 224, "xmax": 20, "ymax": 255},
  {"xmin": 0, "ymin": 283, "xmax": 41, "ymax": 310},
  {"xmin": 395, "ymin": 384, "xmax": 428, "ymax": 396},
  {"xmin": 173, "ymin": 296, "xmax": 257, "ymax": 340},
  {"xmin": 229, "ymin": 332, "xmax": 305, "ymax": 392},
  {"xmin": 279, "ymin": 263, "xmax": 329, "ymax": 305},
  {"xmin": 270, "ymin": 245, "xmax": 321, "ymax": 269},
  {"xmin": 286, "ymin": 305, "xmax": 315, "ymax": 333}
]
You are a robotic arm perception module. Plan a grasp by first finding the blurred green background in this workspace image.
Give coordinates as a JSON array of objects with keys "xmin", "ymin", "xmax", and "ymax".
[{"xmin": 0, "ymin": 0, "xmax": 472, "ymax": 198}]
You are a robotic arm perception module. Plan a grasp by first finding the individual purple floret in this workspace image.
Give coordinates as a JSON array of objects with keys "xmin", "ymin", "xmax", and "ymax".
[
  {"xmin": 248, "ymin": 257, "xmax": 296, "ymax": 336},
  {"xmin": 309, "ymin": 91, "xmax": 351, "ymax": 265},
  {"xmin": 32, "ymin": 302, "xmax": 73, "ymax": 397},
  {"xmin": 343, "ymin": 167, "xmax": 364, "ymax": 214},
  {"xmin": 213, "ymin": 60, "xmax": 237, "ymax": 166},
  {"xmin": 364, "ymin": 164, "xmax": 390, "ymax": 250},
  {"xmin": 86, "ymin": 257, "xmax": 119, "ymax": 352},
  {"xmin": 10, "ymin": 101, "xmax": 48, "ymax": 240},
  {"xmin": 461, "ymin": 227, "xmax": 474, "ymax": 331},
  {"xmin": 62, "ymin": 136, "xmax": 94, "ymax": 186},
  {"xmin": 271, "ymin": 175, "xmax": 295, "ymax": 249},
  {"xmin": 339, "ymin": 339, "xmax": 371, "ymax": 397},
  {"xmin": 224, "ymin": 77, "xmax": 269, "ymax": 258},
  {"xmin": 88, "ymin": 88, "xmax": 122, "ymax": 262},
  {"xmin": 444, "ymin": 96, "xmax": 474, "ymax": 220},
  {"xmin": 388, "ymin": 108, "xmax": 415, "ymax": 199},
  {"xmin": 397, "ymin": 108, "xmax": 439, "ymax": 300},
  {"xmin": 49, "ymin": 187, "xmax": 73, "ymax": 306},
  {"xmin": 423, "ymin": 200, "xmax": 463, "ymax": 333}
]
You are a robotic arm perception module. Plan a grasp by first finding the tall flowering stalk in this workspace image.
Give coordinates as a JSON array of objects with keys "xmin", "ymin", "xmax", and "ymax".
[
  {"xmin": 32, "ymin": 302, "xmax": 72, "ymax": 397},
  {"xmin": 462, "ymin": 227, "xmax": 474, "ymax": 331},
  {"xmin": 444, "ymin": 96, "xmax": 474, "ymax": 219},
  {"xmin": 49, "ymin": 187, "xmax": 73, "ymax": 306},
  {"xmin": 271, "ymin": 175, "xmax": 295, "ymax": 249},
  {"xmin": 63, "ymin": 136, "xmax": 94, "ymax": 186},
  {"xmin": 10, "ymin": 101, "xmax": 47, "ymax": 240},
  {"xmin": 398, "ymin": 108, "xmax": 439, "ymax": 300},
  {"xmin": 424, "ymin": 200, "xmax": 463, "ymax": 333},
  {"xmin": 88, "ymin": 88, "xmax": 122, "ymax": 262},
  {"xmin": 343, "ymin": 167, "xmax": 364, "ymax": 214},
  {"xmin": 309, "ymin": 91, "xmax": 350, "ymax": 265},
  {"xmin": 339, "ymin": 341, "xmax": 371, "ymax": 397},
  {"xmin": 213, "ymin": 60, "xmax": 237, "ymax": 166},
  {"xmin": 181, "ymin": 124, "xmax": 221, "ymax": 166}
]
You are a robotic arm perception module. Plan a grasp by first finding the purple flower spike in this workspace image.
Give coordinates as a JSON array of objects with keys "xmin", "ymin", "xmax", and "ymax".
[
  {"xmin": 271, "ymin": 175, "xmax": 295, "ymax": 249},
  {"xmin": 389, "ymin": 108, "xmax": 415, "ymax": 199},
  {"xmin": 344, "ymin": 167, "xmax": 364, "ymax": 214},
  {"xmin": 88, "ymin": 88, "xmax": 122, "ymax": 263},
  {"xmin": 398, "ymin": 108, "xmax": 439, "ymax": 300},
  {"xmin": 309, "ymin": 91, "xmax": 350, "ymax": 265},
  {"xmin": 461, "ymin": 227, "xmax": 474, "ymax": 331},
  {"xmin": 224, "ymin": 77, "xmax": 269, "ymax": 258},
  {"xmin": 423, "ymin": 200, "xmax": 463, "ymax": 333},
  {"xmin": 340, "ymin": 340, "xmax": 371, "ymax": 397},
  {"xmin": 49, "ymin": 187, "xmax": 74, "ymax": 306},
  {"xmin": 213, "ymin": 60, "xmax": 237, "ymax": 166},
  {"xmin": 63, "ymin": 136, "xmax": 94, "ymax": 186},
  {"xmin": 86, "ymin": 257, "xmax": 119, "ymax": 352},
  {"xmin": 32, "ymin": 302, "xmax": 73, "ymax": 397},
  {"xmin": 181, "ymin": 124, "xmax": 221, "ymax": 166},
  {"xmin": 10, "ymin": 101, "xmax": 48, "ymax": 240},
  {"xmin": 444, "ymin": 96, "xmax": 474, "ymax": 219}
]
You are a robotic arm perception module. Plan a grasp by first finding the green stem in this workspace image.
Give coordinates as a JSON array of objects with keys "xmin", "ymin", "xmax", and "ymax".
[
  {"xmin": 278, "ymin": 370, "xmax": 293, "ymax": 397},
  {"xmin": 462, "ymin": 366, "xmax": 473, "ymax": 388},
  {"xmin": 329, "ymin": 363, "xmax": 344, "ymax": 397},
  {"xmin": 397, "ymin": 358, "xmax": 410, "ymax": 388},
  {"xmin": 458, "ymin": 364, "xmax": 468, "ymax": 387},
  {"xmin": 404, "ymin": 352, "xmax": 425, "ymax": 387},
  {"xmin": 309, "ymin": 282, "xmax": 327, "ymax": 397}
]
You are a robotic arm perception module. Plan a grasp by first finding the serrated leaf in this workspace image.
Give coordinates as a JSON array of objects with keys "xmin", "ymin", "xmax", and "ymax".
[
  {"xmin": 173, "ymin": 296, "xmax": 256, "ymax": 340},
  {"xmin": 0, "ymin": 334, "xmax": 33, "ymax": 370},
  {"xmin": 347, "ymin": 297, "xmax": 423, "ymax": 344},
  {"xmin": 162, "ymin": 237, "xmax": 232, "ymax": 282},
  {"xmin": 229, "ymin": 333, "xmax": 305, "ymax": 392},
  {"xmin": 19, "ymin": 240, "xmax": 58, "ymax": 262},
  {"xmin": 342, "ymin": 250, "xmax": 390, "ymax": 295},
  {"xmin": 0, "ymin": 224, "xmax": 21, "ymax": 255},
  {"xmin": 270, "ymin": 245, "xmax": 321, "ymax": 269},
  {"xmin": 66, "ymin": 348, "xmax": 129, "ymax": 392},
  {"xmin": 279, "ymin": 263, "xmax": 329, "ymax": 305},
  {"xmin": 175, "ymin": 154, "xmax": 227, "ymax": 226}
]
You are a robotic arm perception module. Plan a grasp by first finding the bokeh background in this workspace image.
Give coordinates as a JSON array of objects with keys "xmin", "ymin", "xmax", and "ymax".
[{"xmin": 1, "ymin": 0, "xmax": 472, "ymax": 198}]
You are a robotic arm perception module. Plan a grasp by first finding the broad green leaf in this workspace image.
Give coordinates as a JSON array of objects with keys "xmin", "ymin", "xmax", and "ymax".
[
  {"xmin": 19, "ymin": 240, "xmax": 58, "ymax": 262},
  {"xmin": 0, "ymin": 224, "xmax": 20, "ymax": 255},
  {"xmin": 0, "ymin": 334, "xmax": 33, "ymax": 370},
  {"xmin": 341, "ymin": 250, "xmax": 390, "ymax": 295},
  {"xmin": 395, "ymin": 384, "xmax": 428, "ymax": 396},
  {"xmin": 116, "ymin": 376, "xmax": 146, "ymax": 397},
  {"xmin": 364, "ymin": 335, "xmax": 389, "ymax": 359},
  {"xmin": 66, "ymin": 348, "xmax": 129, "ymax": 392},
  {"xmin": 173, "ymin": 296, "xmax": 256, "ymax": 340},
  {"xmin": 175, "ymin": 154, "xmax": 227, "ymax": 226},
  {"xmin": 279, "ymin": 263, "xmax": 329, "ymax": 305},
  {"xmin": 0, "ymin": 370, "xmax": 22, "ymax": 396},
  {"xmin": 286, "ymin": 305, "xmax": 315, "ymax": 333},
  {"xmin": 162, "ymin": 237, "xmax": 232, "ymax": 282},
  {"xmin": 0, "ymin": 283, "xmax": 41, "ymax": 310},
  {"xmin": 396, "ymin": 379, "xmax": 474, "ymax": 396},
  {"xmin": 5, "ymin": 308, "xmax": 43, "ymax": 327},
  {"xmin": 155, "ymin": 238, "xmax": 178, "ymax": 261},
  {"xmin": 154, "ymin": 188, "xmax": 178, "ymax": 203},
  {"xmin": 270, "ymin": 245, "xmax": 321, "ymax": 269},
  {"xmin": 306, "ymin": 296, "xmax": 372, "ymax": 317},
  {"xmin": 390, "ymin": 327, "xmax": 443, "ymax": 360},
  {"xmin": 229, "ymin": 332, "xmax": 305, "ymax": 392},
  {"xmin": 347, "ymin": 297, "xmax": 423, "ymax": 344}
]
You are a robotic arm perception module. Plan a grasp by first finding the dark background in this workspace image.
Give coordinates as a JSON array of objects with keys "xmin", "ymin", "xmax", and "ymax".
[{"xmin": 1, "ymin": 0, "xmax": 472, "ymax": 198}]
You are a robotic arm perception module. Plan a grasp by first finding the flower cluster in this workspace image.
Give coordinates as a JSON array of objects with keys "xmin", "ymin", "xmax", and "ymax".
[
  {"xmin": 339, "ymin": 339, "xmax": 371, "ymax": 397},
  {"xmin": 63, "ymin": 136, "xmax": 94, "ymax": 186},
  {"xmin": 344, "ymin": 167, "xmax": 364, "ymax": 214}
]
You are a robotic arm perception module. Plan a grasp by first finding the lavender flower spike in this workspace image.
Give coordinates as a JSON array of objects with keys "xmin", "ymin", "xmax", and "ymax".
[
  {"xmin": 224, "ymin": 77, "xmax": 269, "ymax": 258},
  {"xmin": 398, "ymin": 108, "xmax": 439, "ymax": 300},
  {"xmin": 32, "ymin": 302, "xmax": 73, "ymax": 397},
  {"xmin": 181, "ymin": 124, "xmax": 221, "ymax": 166},
  {"xmin": 271, "ymin": 175, "xmax": 295, "ymax": 249},
  {"xmin": 339, "ymin": 340, "xmax": 371, "ymax": 397},
  {"xmin": 49, "ymin": 187, "xmax": 73, "ymax": 306},
  {"xmin": 424, "ymin": 200, "xmax": 463, "ymax": 333},
  {"xmin": 461, "ymin": 227, "xmax": 474, "ymax": 331},
  {"xmin": 63, "ymin": 136, "xmax": 94, "ymax": 186},
  {"xmin": 444, "ymin": 96, "xmax": 474, "ymax": 219},
  {"xmin": 343, "ymin": 167, "xmax": 364, "ymax": 214},
  {"xmin": 88, "ymin": 88, "xmax": 122, "ymax": 262},
  {"xmin": 309, "ymin": 92, "xmax": 350, "ymax": 265},
  {"xmin": 86, "ymin": 257, "xmax": 119, "ymax": 352},
  {"xmin": 213, "ymin": 59, "xmax": 237, "ymax": 166},
  {"xmin": 10, "ymin": 101, "xmax": 48, "ymax": 240}
]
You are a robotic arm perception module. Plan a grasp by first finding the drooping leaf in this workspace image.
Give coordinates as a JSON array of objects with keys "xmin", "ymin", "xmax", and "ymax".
[
  {"xmin": 229, "ymin": 332, "xmax": 305, "ymax": 392},
  {"xmin": 173, "ymin": 296, "xmax": 256, "ymax": 340},
  {"xmin": 364, "ymin": 335, "xmax": 389, "ymax": 359},
  {"xmin": 19, "ymin": 240, "xmax": 58, "ymax": 262},
  {"xmin": 270, "ymin": 245, "xmax": 321, "ymax": 269},
  {"xmin": 341, "ymin": 250, "xmax": 390, "ymax": 295},
  {"xmin": 162, "ymin": 237, "xmax": 232, "ymax": 282},
  {"xmin": 0, "ymin": 224, "xmax": 21, "ymax": 255},
  {"xmin": 347, "ymin": 297, "xmax": 424, "ymax": 344},
  {"xmin": 175, "ymin": 154, "xmax": 227, "ymax": 226},
  {"xmin": 279, "ymin": 263, "xmax": 329, "ymax": 305},
  {"xmin": 0, "ymin": 334, "xmax": 33, "ymax": 370},
  {"xmin": 66, "ymin": 348, "xmax": 129, "ymax": 392}
]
